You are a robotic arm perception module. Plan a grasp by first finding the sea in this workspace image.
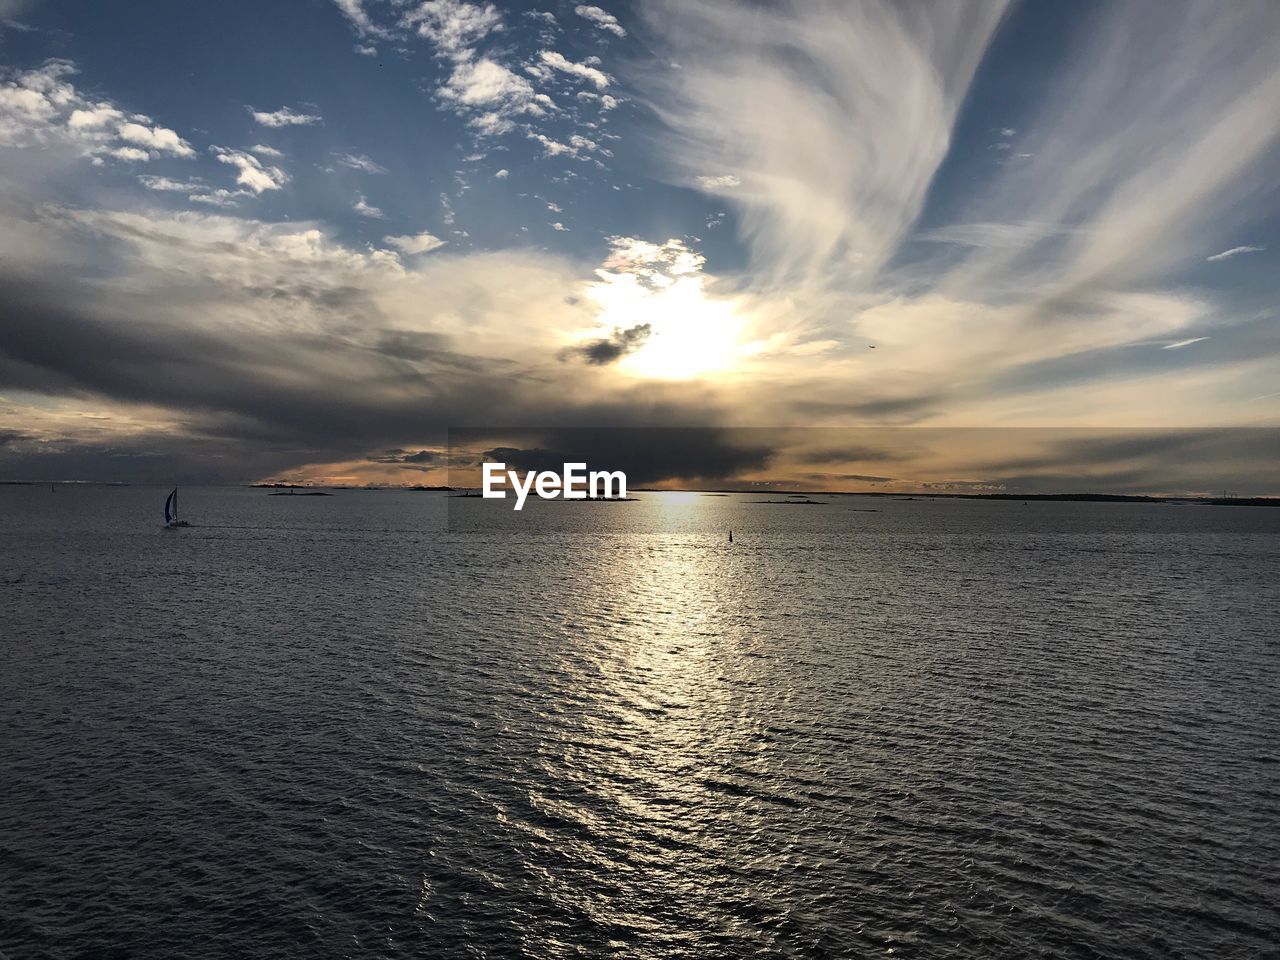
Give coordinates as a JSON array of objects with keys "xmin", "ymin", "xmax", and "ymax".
[{"xmin": 1, "ymin": 485, "xmax": 1277, "ymax": 958}]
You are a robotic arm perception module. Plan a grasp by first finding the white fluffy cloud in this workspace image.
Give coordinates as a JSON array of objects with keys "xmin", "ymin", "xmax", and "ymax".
[
  {"xmin": 441, "ymin": 58, "xmax": 533, "ymax": 107},
  {"xmin": 353, "ymin": 194, "xmax": 386, "ymax": 218},
  {"xmin": 575, "ymin": 5, "xmax": 625, "ymax": 37},
  {"xmin": 537, "ymin": 50, "xmax": 609, "ymax": 89},
  {"xmin": 116, "ymin": 120, "xmax": 194, "ymax": 157},
  {"xmin": 527, "ymin": 131, "xmax": 599, "ymax": 159},
  {"xmin": 211, "ymin": 147, "xmax": 289, "ymax": 193},
  {"xmin": 438, "ymin": 57, "xmax": 554, "ymax": 135},
  {"xmin": 0, "ymin": 60, "xmax": 195, "ymax": 162},
  {"xmin": 403, "ymin": 0, "xmax": 502, "ymax": 59},
  {"xmin": 250, "ymin": 106, "xmax": 321, "ymax": 127}
]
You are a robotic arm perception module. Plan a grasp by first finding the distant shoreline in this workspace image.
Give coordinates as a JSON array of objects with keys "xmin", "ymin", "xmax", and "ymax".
[
  {"xmin": 3, "ymin": 481, "xmax": 1275, "ymax": 506},
  {"xmin": 639, "ymin": 490, "xmax": 1280, "ymax": 507}
]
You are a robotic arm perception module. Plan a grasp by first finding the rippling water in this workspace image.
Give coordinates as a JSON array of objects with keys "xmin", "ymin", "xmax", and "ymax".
[{"xmin": 2, "ymin": 486, "xmax": 1278, "ymax": 958}]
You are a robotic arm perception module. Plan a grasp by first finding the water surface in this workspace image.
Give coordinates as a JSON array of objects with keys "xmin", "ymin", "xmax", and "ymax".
[{"xmin": 2, "ymin": 486, "xmax": 1277, "ymax": 957}]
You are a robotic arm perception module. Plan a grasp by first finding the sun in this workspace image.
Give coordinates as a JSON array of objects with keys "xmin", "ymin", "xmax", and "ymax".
[{"xmin": 583, "ymin": 270, "xmax": 747, "ymax": 380}]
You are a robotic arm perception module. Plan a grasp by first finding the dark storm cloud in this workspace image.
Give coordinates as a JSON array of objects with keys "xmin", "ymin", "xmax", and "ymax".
[
  {"xmin": 368, "ymin": 330, "xmax": 513, "ymax": 376},
  {"xmin": 0, "ymin": 278, "xmax": 490, "ymax": 443},
  {"xmin": 368, "ymin": 448, "xmax": 436, "ymax": 465},
  {"xmin": 565, "ymin": 323, "xmax": 652, "ymax": 365},
  {"xmin": 799, "ymin": 446, "xmax": 898, "ymax": 464},
  {"xmin": 971, "ymin": 429, "xmax": 1280, "ymax": 495},
  {"xmin": 0, "ymin": 434, "xmax": 323, "ymax": 485},
  {"xmin": 472, "ymin": 427, "xmax": 775, "ymax": 485},
  {"xmin": 791, "ymin": 394, "xmax": 944, "ymax": 422},
  {"xmin": 0, "ymin": 270, "xmax": 757, "ymax": 482},
  {"xmin": 971, "ymin": 429, "xmax": 1278, "ymax": 475}
]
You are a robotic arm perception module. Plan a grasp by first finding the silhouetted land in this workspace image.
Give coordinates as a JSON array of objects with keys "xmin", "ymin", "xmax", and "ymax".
[
  {"xmin": 1, "ymin": 482, "xmax": 1275, "ymax": 506},
  {"xmin": 638, "ymin": 489, "xmax": 1280, "ymax": 507}
]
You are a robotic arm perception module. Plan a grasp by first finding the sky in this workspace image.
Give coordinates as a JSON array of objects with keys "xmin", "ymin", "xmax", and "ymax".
[{"xmin": 0, "ymin": 0, "xmax": 1277, "ymax": 492}]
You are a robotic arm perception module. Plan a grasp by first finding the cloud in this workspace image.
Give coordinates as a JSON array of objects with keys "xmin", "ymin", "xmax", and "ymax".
[
  {"xmin": 642, "ymin": 1, "xmax": 1010, "ymax": 290},
  {"xmin": 441, "ymin": 57, "xmax": 534, "ymax": 107},
  {"xmin": 116, "ymin": 120, "xmax": 194, "ymax": 157},
  {"xmin": 353, "ymin": 194, "xmax": 386, "ymax": 218},
  {"xmin": 622, "ymin": 0, "xmax": 1280, "ymax": 428},
  {"xmin": 527, "ymin": 131, "xmax": 598, "ymax": 158},
  {"xmin": 383, "ymin": 231, "xmax": 446, "ymax": 254},
  {"xmin": 250, "ymin": 106, "xmax": 321, "ymax": 127},
  {"xmin": 929, "ymin": 2, "xmax": 1280, "ymax": 301},
  {"xmin": 138, "ymin": 175, "xmax": 203, "ymax": 192},
  {"xmin": 473, "ymin": 428, "xmax": 775, "ymax": 487},
  {"xmin": 537, "ymin": 50, "xmax": 609, "ymax": 89},
  {"xmin": 695, "ymin": 174, "xmax": 740, "ymax": 191},
  {"xmin": 187, "ymin": 188, "xmax": 249, "ymax": 208},
  {"xmin": 211, "ymin": 146, "xmax": 289, "ymax": 193},
  {"xmin": 494, "ymin": 168, "xmax": 509, "ymax": 179},
  {"xmin": 1206, "ymin": 244, "xmax": 1264, "ymax": 262},
  {"xmin": 575, "ymin": 5, "xmax": 625, "ymax": 38},
  {"xmin": 368, "ymin": 447, "xmax": 436, "ymax": 466},
  {"xmin": 0, "ymin": 204, "xmax": 746, "ymax": 484},
  {"xmin": 250, "ymin": 143, "xmax": 284, "ymax": 158},
  {"xmin": 916, "ymin": 221, "xmax": 1062, "ymax": 249},
  {"xmin": 568, "ymin": 322, "xmax": 651, "ymax": 364},
  {"xmin": 437, "ymin": 57, "xmax": 553, "ymax": 134},
  {"xmin": 336, "ymin": 152, "xmax": 386, "ymax": 174},
  {"xmin": 403, "ymin": 0, "xmax": 502, "ymax": 59},
  {"xmin": 332, "ymin": 0, "xmax": 388, "ymax": 38},
  {"xmin": 4, "ymin": 10, "xmax": 1280, "ymax": 486},
  {"xmin": 67, "ymin": 105, "xmax": 121, "ymax": 129},
  {"xmin": 0, "ymin": 59, "xmax": 197, "ymax": 164},
  {"xmin": 109, "ymin": 146, "xmax": 150, "ymax": 162}
]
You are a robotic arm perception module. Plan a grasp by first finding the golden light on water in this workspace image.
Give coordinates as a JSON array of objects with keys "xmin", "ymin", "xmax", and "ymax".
[{"xmin": 653, "ymin": 490, "xmax": 702, "ymax": 506}]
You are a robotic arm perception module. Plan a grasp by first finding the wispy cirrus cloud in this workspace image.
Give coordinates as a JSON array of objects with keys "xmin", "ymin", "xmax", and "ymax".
[
  {"xmin": 636, "ymin": 0, "xmax": 1280, "ymax": 428},
  {"xmin": 643, "ymin": 1, "xmax": 1010, "ymax": 290},
  {"xmin": 336, "ymin": 152, "xmax": 386, "ymax": 174},
  {"xmin": 332, "ymin": 0, "xmax": 389, "ymax": 39},
  {"xmin": 1206, "ymin": 244, "xmax": 1264, "ymax": 262}
]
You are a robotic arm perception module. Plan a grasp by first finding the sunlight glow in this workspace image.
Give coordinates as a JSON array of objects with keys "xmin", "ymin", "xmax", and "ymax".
[{"xmin": 583, "ymin": 270, "xmax": 746, "ymax": 381}]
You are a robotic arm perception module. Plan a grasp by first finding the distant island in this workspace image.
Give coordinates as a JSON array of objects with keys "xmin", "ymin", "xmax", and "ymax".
[{"xmin": 636, "ymin": 489, "xmax": 1280, "ymax": 507}]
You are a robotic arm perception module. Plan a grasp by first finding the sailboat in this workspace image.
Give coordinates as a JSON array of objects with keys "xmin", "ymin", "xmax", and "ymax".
[{"xmin": 164, "ymin": 487, "xmax": 190, "ymax": 528}]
